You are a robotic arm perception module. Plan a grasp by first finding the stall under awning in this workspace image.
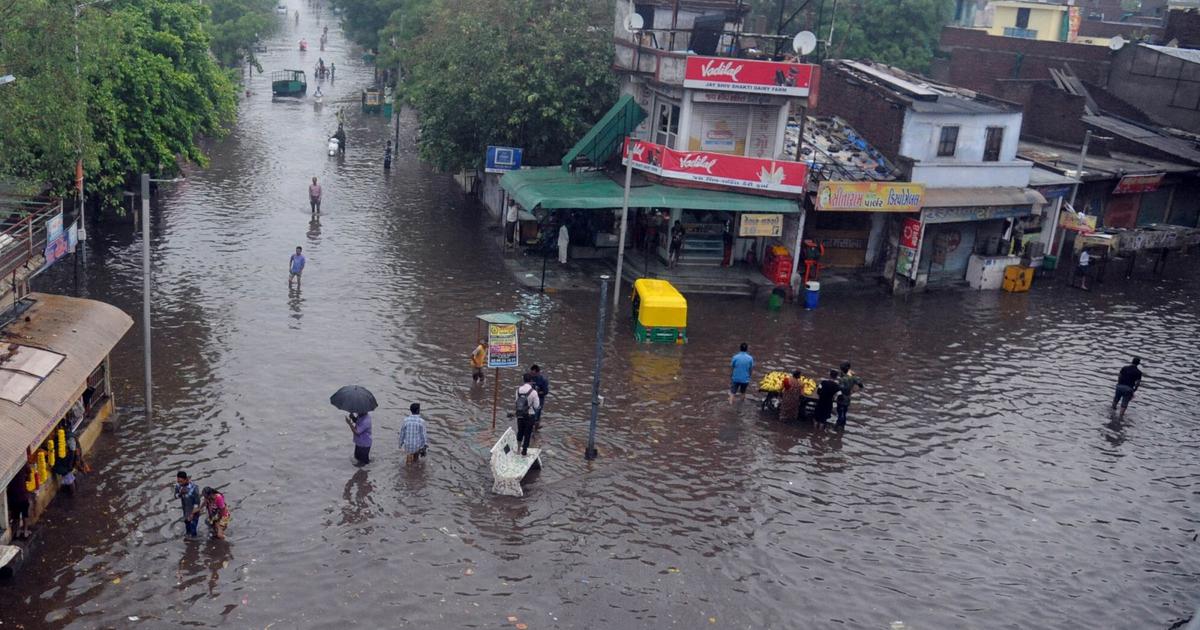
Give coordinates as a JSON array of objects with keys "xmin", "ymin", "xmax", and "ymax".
[
  {"xmin": 922, "ymin": 187, "xmax": 1047, "ymax": 208},
  {"xmin": 0, "ymin": 293, "xmax": 132, "ymax": 484},
  {"xmin": 501, "ymin": 168, "xmax": 800, "ymax": 213},
  {"xmin": 560, "ymin": 94, "xmax": 647, "ymax": 171}
]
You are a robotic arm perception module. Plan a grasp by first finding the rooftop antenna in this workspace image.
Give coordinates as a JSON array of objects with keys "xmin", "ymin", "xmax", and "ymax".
[
  {"xmin": 1108, "ymin": 35, "xmax": 1126, "ymax": 51},
  {"xmin": 623, "ymin": 12, "xmax": 644, "ymax": 33}
]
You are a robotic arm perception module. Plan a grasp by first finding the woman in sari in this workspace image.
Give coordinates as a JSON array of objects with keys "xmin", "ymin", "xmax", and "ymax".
[
  {"xmin": 202, "ymin": 487, "xmax": 231, "ymax": 540},
  {"xmin": 779, "ymin": 370, "xmax": 804, "ymax": 422}
]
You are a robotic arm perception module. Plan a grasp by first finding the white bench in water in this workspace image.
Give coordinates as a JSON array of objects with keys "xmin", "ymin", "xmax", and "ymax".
[{"xmin": 490, "ymin": 427, "xmax": 541, "ymax": 497}]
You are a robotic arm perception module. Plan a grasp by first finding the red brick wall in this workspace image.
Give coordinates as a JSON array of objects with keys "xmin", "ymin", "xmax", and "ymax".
[
  {"xmin": 811, "ymin": 62, "xmax": 907, "ymax": 163},
  {"xmin": 938, "ymin": 27, "xmax": 1113, "ymax": 96}
]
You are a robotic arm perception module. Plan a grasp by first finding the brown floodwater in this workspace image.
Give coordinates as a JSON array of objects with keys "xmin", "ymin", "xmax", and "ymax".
[{"xmin": 3, "ymin": 7, "xmax": 1200, "ymax": 629}]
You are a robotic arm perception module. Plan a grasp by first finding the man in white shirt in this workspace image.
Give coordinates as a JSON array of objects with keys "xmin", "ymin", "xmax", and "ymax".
[
  {"xmin": 506, "ymin": 200, "xmax": 519, "ymax": 248},
  {"xmin": 1076, "ymin": 248, "xmax": 1091, "ymax": 291},
  {"xmin": 514, "ymin": 373, "xmax": 541, "ymax": 456}
]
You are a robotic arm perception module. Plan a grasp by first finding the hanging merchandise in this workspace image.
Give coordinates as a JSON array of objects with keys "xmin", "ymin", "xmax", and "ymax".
[
  {"xmin": 37, "ymin": 449, "xmax": 49, "ymax": 484},
  {"xmin": 57, "ymin": 428, "xmax": 67, "ymax": 458},
  {"xmin": 47, "ymin": 440, "xmax": 56, "ymax": 467},
  {"xmin": 26, "ymin": 464, "xmax": 37, "ymax": 492}
]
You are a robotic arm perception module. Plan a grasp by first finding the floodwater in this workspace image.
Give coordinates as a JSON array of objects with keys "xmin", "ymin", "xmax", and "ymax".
[{"xmin": 5, "ymin": 9, "xmax": 1200, "ymax": 630}]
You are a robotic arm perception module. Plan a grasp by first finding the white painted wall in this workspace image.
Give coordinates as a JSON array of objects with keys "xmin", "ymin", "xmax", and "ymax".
[{"xmin": 900, "ymin": 108, "xmax": 1030, "ymax": 188}]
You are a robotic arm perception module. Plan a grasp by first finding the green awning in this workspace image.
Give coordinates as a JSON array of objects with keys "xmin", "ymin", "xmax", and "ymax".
[
  {"xmin": 560, "ymin": 95, "xmax": 647, "ymax": 171},
  {"xmin": 501, "ymin": 168, "xmax": 800, "ymax": 213}
]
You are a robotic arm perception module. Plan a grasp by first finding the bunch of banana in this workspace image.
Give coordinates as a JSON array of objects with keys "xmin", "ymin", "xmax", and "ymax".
[
  {"xmin": 758, "ymin": 371, "xmax": 788, "ymax": 393},
  {"xmin": 798, "ymin": 376, "xmax": 817, "ymax": 397}
]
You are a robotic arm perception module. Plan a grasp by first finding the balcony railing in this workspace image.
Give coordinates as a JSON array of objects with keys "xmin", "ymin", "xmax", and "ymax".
[
  {"xmin": 1002, "ymin": 26, "xmax": 1039, "ymax": 39},
  {"xmin": 0, "ymin": 197, "xmax": 63, "ymax": 283}
]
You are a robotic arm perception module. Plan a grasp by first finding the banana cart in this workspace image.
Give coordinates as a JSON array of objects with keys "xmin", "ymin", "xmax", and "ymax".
[{"xmin": 758, "ymin": 370, "xmax": 818, "ymax": 419}]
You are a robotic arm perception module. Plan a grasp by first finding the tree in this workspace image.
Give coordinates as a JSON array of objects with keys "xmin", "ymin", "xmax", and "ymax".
[
  {"xmin": 402, "ymin": 0, "xmax": 617, "ymax": 171},
  {"xmin": 209, "ymin": 0, "xmax": 279, "ymax": 69},
  {"xmin": 823, "ymin": 0, "xmax": 952, "ymax": 72}
]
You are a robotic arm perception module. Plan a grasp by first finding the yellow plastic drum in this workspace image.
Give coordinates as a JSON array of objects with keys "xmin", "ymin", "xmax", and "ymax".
[{"xmin": 632, "ymin": 279, "xmax": 687, "ymax": 344}]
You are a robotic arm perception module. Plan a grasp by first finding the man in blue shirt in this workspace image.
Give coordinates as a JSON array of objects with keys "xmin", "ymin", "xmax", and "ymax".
[
  {"xmin": 289, "ymin": 246, "xmax": 306, "ymax": 287},
  {"xmin": 399, "ymin": 403, "xmax": 428, "ymax": 464},
  {"xmin": 173, "ymin": 471, "xmax": 202, "ymax": 537},
  {"xmin": 729, "ymin": 343, "xmax": 754, "ymax": 405}
]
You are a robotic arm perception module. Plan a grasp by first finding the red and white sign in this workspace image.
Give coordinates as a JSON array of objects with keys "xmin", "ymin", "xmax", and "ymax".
[
  {"xmin": 624, "ymin": 139, "xmax": 807, "ymax": 195},
  {"xmin": 900, "ymin": 217, "xmax": 922, "ymax": 249},
  {"xmin": 683, "ymin": 56, "xmax": 818, "ymax": 98},
  {"xmin": 1112, "ymin": 173, "xmax": 1164, "ymax": 195}
]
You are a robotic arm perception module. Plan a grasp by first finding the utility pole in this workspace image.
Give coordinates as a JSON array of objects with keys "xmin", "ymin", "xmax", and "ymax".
[
  {"xmin": 140, "ymin": 174, "xmax": 151, "ymax": 421},
  {"xmin": 585, "ymin": 275, "xmax": 609, "ymax": 460}
]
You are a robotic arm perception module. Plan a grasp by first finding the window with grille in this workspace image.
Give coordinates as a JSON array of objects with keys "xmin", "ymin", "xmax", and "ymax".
[
  {"xmin": 937, "ymin": 126, "xmax": 959, "ymax": 157},
  {"xmin": 984, "ymin": 127, "xmax": 1004, "ymax": 162}
]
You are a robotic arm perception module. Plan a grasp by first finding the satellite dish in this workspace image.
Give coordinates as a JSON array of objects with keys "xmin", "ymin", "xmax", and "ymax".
[
  {"xmin": 1108, "ymin": 35, "xmax": 1126, "ymax": 51},
  {"xmin": 624, "ymin": 13, "xmax": 644, "ymax": 33},
  {"xmin": 793, "ymin": 31, "xmax": 817, "ymax": 56}
]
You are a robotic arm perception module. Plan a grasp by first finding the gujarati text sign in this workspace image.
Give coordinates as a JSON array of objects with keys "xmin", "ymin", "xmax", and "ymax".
[
  {"xmin": 1112, "ymin": 173, "xmax": 1163, "ymax": 195},
  {"xmin": 816, "ymin": 181, "xmax": 924, "ymax": 213},
  {"xmin": 738, "ymin": 214, "xmax": 782, "ymax": 237},
  {"xmin": 624, "ymin": 138, "xmax": 807, "ymax": 195},
  {"xmin": 683, "ymin": 56, "xmax": 817, "ymax": 98},
  {"xmin": 487, "ymin": 324, "xmax": 519, "ymax": 368}
]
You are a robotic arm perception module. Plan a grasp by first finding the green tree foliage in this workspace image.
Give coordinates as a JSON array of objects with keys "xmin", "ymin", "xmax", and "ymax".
[
  {"xmin": 0, "ymin": 0, "xmax": 238, "ymax": 207},
  {"xmin": 209, "ymin": 0, "xmax": 279, "ymax": 68},
  {"xmin": 746, "ymin": 0, "xmax": 951, "ymax": 72},
  {"xmin": 401, "ymin": 0, "xmax": 617, "ymax": 171},
  {"xmin": 824, "ymin": 0, "xmax": 952, "ymax": 72}
]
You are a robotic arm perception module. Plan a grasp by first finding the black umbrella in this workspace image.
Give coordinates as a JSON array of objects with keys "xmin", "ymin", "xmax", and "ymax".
[{"xmin": 329, "ymin": 385, "xmax": 378, "ymax": 415}]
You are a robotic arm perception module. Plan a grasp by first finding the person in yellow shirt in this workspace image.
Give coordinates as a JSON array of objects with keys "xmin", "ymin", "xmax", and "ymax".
[{"xmin": 470, "ymin": 339, "xmax": 487, "ymax": 384}]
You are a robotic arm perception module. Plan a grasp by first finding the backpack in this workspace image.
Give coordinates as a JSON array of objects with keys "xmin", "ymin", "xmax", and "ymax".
[{"xmin": 515, "ymin": 388, "xmax": 531, "ymax": 417}]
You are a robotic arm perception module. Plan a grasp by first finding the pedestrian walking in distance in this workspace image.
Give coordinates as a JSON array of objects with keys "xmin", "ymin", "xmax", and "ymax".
[
  {"xmin": 470, "ymin": 339, "xmax": 487, "ymax": 384},
  {"xmin": 729, "ymin": 343, "xmax": 754, "ymax": 405},
  {"xmin": 528, "ymin": 364, "xmax": 549, "ymax": 430},
  {"xmin": 836, "ymin": 361, "xmax": 865, "ymax": 429},
  {"xmin": 815, "ymin": 370, "xmax": 841, "ymax": 425},
  {"xmin": 1112, "ymin": 357, "xmax": 1143, "ymax": 419},
  {"xmin": 1075, "ymin": 248, "xmax": 1091, "ymax": 291},
  {"xmin": 308, "ymin": 177, "xmax": 322, "ymax": 215},
  {"xmin": 173, "ymin": 471, "xmax": 202, "ymax": 538},
  {"xmin": 515, "ymin": 373, "xmax": 541, "ymax": 456},
  {"xmin": 289, "ymin": 246, "xmax": 306, "ymax": 287},
  {"xmin": 399, "ymin": 403, "xmax": 429, "ymax": 464},
  {"xmin": 384, "ymin": 140, "xmax": 393, "ymax": 170},
  {"xmin": 346, "ymin": 411, "xmax": 372, "ymax": 465}
]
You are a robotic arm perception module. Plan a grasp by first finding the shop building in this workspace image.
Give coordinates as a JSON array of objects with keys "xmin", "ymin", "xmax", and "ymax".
[
  {"xmin": 813, "ymin": 59, "xmax": 1044, "ymax": 291},
  {"xmin": 0, "ymin": 197, "xmax": 132, "ymax": 578}
]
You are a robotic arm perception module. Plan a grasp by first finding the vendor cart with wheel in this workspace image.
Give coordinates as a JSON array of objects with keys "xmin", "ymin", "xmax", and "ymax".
[{"xmin": 758, "ymin": 370, "xmax": 818, "ymax": 420}]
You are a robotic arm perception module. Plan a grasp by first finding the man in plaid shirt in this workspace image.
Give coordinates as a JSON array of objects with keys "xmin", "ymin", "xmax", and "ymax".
[{"xmin": 399, "ymin": 403, "xmax": 428, "ymax": 464}]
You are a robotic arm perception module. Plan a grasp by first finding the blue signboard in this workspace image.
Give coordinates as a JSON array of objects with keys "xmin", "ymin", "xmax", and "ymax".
[{"xmin": 485, "ymin": 146, "xmax": 523, "ymax": 174}]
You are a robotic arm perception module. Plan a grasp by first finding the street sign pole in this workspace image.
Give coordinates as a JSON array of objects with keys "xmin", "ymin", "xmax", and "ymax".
[
  {"xmin": 140, "ymin": 174, "xmax": 152, "ymax": 422},
  {"xmin": 585, "ymin": 275, "xmax": 609, "ymax": 460}
]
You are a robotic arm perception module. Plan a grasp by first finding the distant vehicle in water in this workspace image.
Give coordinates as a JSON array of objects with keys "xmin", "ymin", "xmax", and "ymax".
[
  {"xmin": 271, "ymin": 69, "xmax": 307, "ymax": 97},
  {"xmin": 275, "ymin": 3, "xmax": 287, "ymax": 13}
]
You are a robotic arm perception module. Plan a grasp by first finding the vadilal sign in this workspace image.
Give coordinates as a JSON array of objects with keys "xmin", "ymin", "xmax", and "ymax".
[
  {"xmin": 817, "ymin": 182, "xmax": 925, "ymax": 212},
  {"xmin": 739, "ymin": 214, "xmax": 782, "ymax": 237}
]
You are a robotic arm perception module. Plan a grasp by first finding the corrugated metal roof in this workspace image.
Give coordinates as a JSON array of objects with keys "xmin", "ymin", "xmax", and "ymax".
[
  {"xmin": 1083, "ymin": 114, "xmax": 1200, "ymax": 165},
  {"xmin": 922, "ymin": 187, "xmax": 1046, "ymax": 208},
  {"xmin": 0, "ymin": 293, "xmax": 132, "ymax": 484},
  {"xmin": 1142, "ymin": 44, "xmax": 1200, "ymax": 65}
]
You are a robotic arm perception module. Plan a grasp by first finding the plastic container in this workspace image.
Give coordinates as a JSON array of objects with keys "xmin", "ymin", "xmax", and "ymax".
[
  {"xmin": 768, "ymin": 286, "xmax": 786, "ymax": 310},
  {"xmin": 1042, "ymin": 254, "xmax": 1059, "ymax": 271},
  {"xmin": 804, "ymin": 281, "xmax": 820, "ymax": 309}
]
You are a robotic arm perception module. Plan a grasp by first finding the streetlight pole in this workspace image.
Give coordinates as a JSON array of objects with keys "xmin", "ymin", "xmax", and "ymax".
[
  {"xmin": 140, "ymin": 174, "xmax": 151, "ymax": 421},
  {"xmin": 585, "ymin": 275, "xmax": 609, "ymax": 460},
  {"xmin": 611, "ymin": 139, "xmax": 634, "ymax": 312},
  {"xmin": 140, "ymin": 173, "xmax": 184, "ymax": 422}
]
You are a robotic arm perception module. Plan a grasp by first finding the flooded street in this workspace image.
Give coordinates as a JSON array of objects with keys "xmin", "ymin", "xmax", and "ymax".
[{"xmin": 3, "ymin": 8, "xmax": 1199, "ymax": 629}]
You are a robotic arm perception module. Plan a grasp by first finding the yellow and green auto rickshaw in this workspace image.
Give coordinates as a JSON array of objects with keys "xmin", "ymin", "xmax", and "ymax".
[{"xmin": 631, "ymin": 278, "xmax": 687, "ymax": 344}]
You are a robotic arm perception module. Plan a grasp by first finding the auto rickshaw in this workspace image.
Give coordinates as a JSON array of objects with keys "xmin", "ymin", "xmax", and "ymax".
[{"xmin": 631, "ymin": 278, "xmax": 687, "ymax": 344}]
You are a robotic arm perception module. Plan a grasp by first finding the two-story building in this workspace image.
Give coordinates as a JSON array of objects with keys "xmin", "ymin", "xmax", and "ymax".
[{"xmin": 814, "ymin": 60, "xmax": 1045, "ymax": 291}]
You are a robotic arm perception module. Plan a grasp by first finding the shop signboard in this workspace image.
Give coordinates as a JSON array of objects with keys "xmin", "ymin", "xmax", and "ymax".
[
  {"xmin": 739, "ymin": 214, "xmax": 782, "ymax": 237},
  {"xmin": 1112, "ymin": 173, "xmax": 1163, "ymax": 195},
  {"xmin": 921, "ymin": 205, "xmax": 1032, "ymax": 224},
  {"xmin": 683, "ymin": 56, "xmax": 818, "ymax": 99},
  {"xmin": 816, "ymin": 181, "xmax": 925, "ymax": 213},
  {"xmin": 1058, "ymin": 209, "xmax": 1097, "ymax": 233},
  {"xmin": 1068, "ymin": 6, "xmax": 1082, "ymax": 42},
  {"xmin": 624, "ymin": 139, "xmax": 807, "ymax": 195},
  {"xmin": 43, "ymin": 212, "xmax": 67, "ymax": 267},
  {"xmin": 486, "ymin": 323, "xmax": 519, "ymax": 368},
  {"xmin": 485, "ymin": 146, "xmax": 523, "ymax": 174},
  {"xmin": 896, "ymin": 217, "xmax": 922, "ymax": 279}
]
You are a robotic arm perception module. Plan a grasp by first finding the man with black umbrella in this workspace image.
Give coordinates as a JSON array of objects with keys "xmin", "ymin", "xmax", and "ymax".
[{"xmin": 346, "ymin": 411, "xmax": 372, "ymax": 464}]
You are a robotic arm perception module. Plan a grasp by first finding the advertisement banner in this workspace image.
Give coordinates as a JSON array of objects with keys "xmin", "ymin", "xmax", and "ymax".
[
  {"xmin": 624, "ymin": 138, "xmax": 807, "ymax": 195},
  {"xmin": 817, "ymin": 181, "xmax": 925, "ymax": 213},
  {"xmin": 683, "ymin": 56, "xmax": 818, "ymax": 98},
  {"xmin": 1112, "ymin": 173, "xmax": 1163, "ymax": 195},
  {"xmin": 485, "ymin": 146, "xmax": 523, "ymax": 174},
  {"xmin": 1068, "ymin": 6, "xmax": 1081, "ymax": 42},
  {"xmin": 1058, "ymin": 210, "xmax": 1097, "ymax": 233},
  {"xmin": 486, "ymin": 323, "xmax": 519, "ymax": 368},
  {"xmin": 43, "ymin": 212, "xmax": 67, "ymax": 267},
  {"xmin": 896, "ymin": 217, "xmax": 923, "ymax": 279},
  {"xmin": 738, "ymin": 214, "xmax": 783, "ymax": 237},
  {"xmin": 900, "ymin": 217, "xmax": 922, "ymax": 249}
]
